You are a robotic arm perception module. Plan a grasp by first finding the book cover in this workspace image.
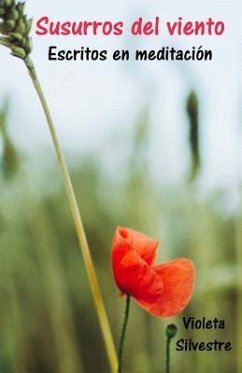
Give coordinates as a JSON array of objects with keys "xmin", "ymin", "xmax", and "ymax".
[{"xmin": 0, "ymin": 1, "xmax": 241, "ymax": 372}]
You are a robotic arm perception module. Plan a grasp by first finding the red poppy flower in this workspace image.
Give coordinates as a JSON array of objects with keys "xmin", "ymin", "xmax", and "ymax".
[{"xmin": 111, "ymin": 227, "xmax": 195, "ymax": 317}]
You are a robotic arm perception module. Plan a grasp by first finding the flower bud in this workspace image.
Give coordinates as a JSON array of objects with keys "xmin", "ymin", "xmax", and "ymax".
[{"xmin": 165, "ymin": 324, "xmax": 178, "ymax": 339}]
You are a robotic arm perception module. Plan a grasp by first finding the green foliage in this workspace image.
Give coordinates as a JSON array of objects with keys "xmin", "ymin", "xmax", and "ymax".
[
  {"xmin": 186, "ymin": 90, "xmax": 200, "ymax": 182},
  {"xmin": 0, "ymin": 99, "xmax": 20, "ymax": 178}
]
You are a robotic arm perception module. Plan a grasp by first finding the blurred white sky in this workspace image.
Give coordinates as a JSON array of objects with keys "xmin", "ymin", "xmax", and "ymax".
[{"xmin": 0, "ymin": 0, "xmax": 242, "ymax": 196}]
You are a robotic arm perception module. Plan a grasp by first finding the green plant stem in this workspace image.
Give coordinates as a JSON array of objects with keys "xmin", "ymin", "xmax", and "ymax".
[
  {"xmin": 24, "ymin": 57, "xmax": 117, "ymax": 373},
  {"xmin": 118, "ymin": 295, "xmax": 131, "ymax": 373},
  {"xmin": 166, "ymin": 337, "xmax": 171, "ymax": 373}
]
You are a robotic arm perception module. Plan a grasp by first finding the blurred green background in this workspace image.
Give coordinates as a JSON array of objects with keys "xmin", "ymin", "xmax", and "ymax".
[{"xmin": 0, "ymin": 91, "xmax": 241, "ymax": 373}]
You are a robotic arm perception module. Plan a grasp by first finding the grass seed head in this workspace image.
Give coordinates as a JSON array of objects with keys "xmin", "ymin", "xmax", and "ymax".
[{"xmin": 0, "ymin": 0, "xmax": 32, "ymax": 59}]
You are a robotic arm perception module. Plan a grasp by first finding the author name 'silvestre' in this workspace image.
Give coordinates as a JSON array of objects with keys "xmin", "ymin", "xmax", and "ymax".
[{"xmin": 176, "ymin": 317, "xmax": 232, "ymax": 352}]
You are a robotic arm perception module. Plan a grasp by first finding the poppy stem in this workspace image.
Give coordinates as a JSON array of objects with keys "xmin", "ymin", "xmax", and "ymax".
[
  {"xmin": 24, "ymin": 56, "xmax": 117, "ymax": 373},
  {"xmin": 118, "ymin": 294, "xmax": 131, "ymax": 373},
  {"xmin": 165, "ymin": 324, "xmax": 177, "ymax": 373}
]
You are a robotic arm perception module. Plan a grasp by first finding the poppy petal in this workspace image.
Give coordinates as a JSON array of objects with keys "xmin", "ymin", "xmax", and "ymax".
[
  {"xmin": 115, "ymin": 227, "xmax": 158, "ymax": 265},
  {"xmin": 134, "ymin": 258, "xmax": 195, "ymax": 317},
  {"xmin": 112, "ymin": 249, "xmax": 163, "ymax": 302}
]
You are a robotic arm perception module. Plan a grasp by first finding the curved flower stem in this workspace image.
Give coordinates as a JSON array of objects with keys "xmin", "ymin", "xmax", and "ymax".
[
  {"xmin": 24, "ymin": 57, "xmax": 117, "ymax": 373},
  {"xmin": 165, "ymin": 324, "xmax": 177, "ymax": 373},
  {"xmin": 118, "ymin": 295, "xmax": 131, "ymax": 373}
]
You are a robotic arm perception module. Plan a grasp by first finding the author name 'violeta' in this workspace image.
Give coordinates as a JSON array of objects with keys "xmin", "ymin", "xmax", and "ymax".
[{"xmin": 183, "ymin": 316, "xmax": 225, "ymax": 329}]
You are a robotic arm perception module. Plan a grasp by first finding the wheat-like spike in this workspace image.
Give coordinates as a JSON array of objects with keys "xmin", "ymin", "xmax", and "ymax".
[{"xmin": 0, "ymin": 0, "xmax": 32, "ymax": 59}]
